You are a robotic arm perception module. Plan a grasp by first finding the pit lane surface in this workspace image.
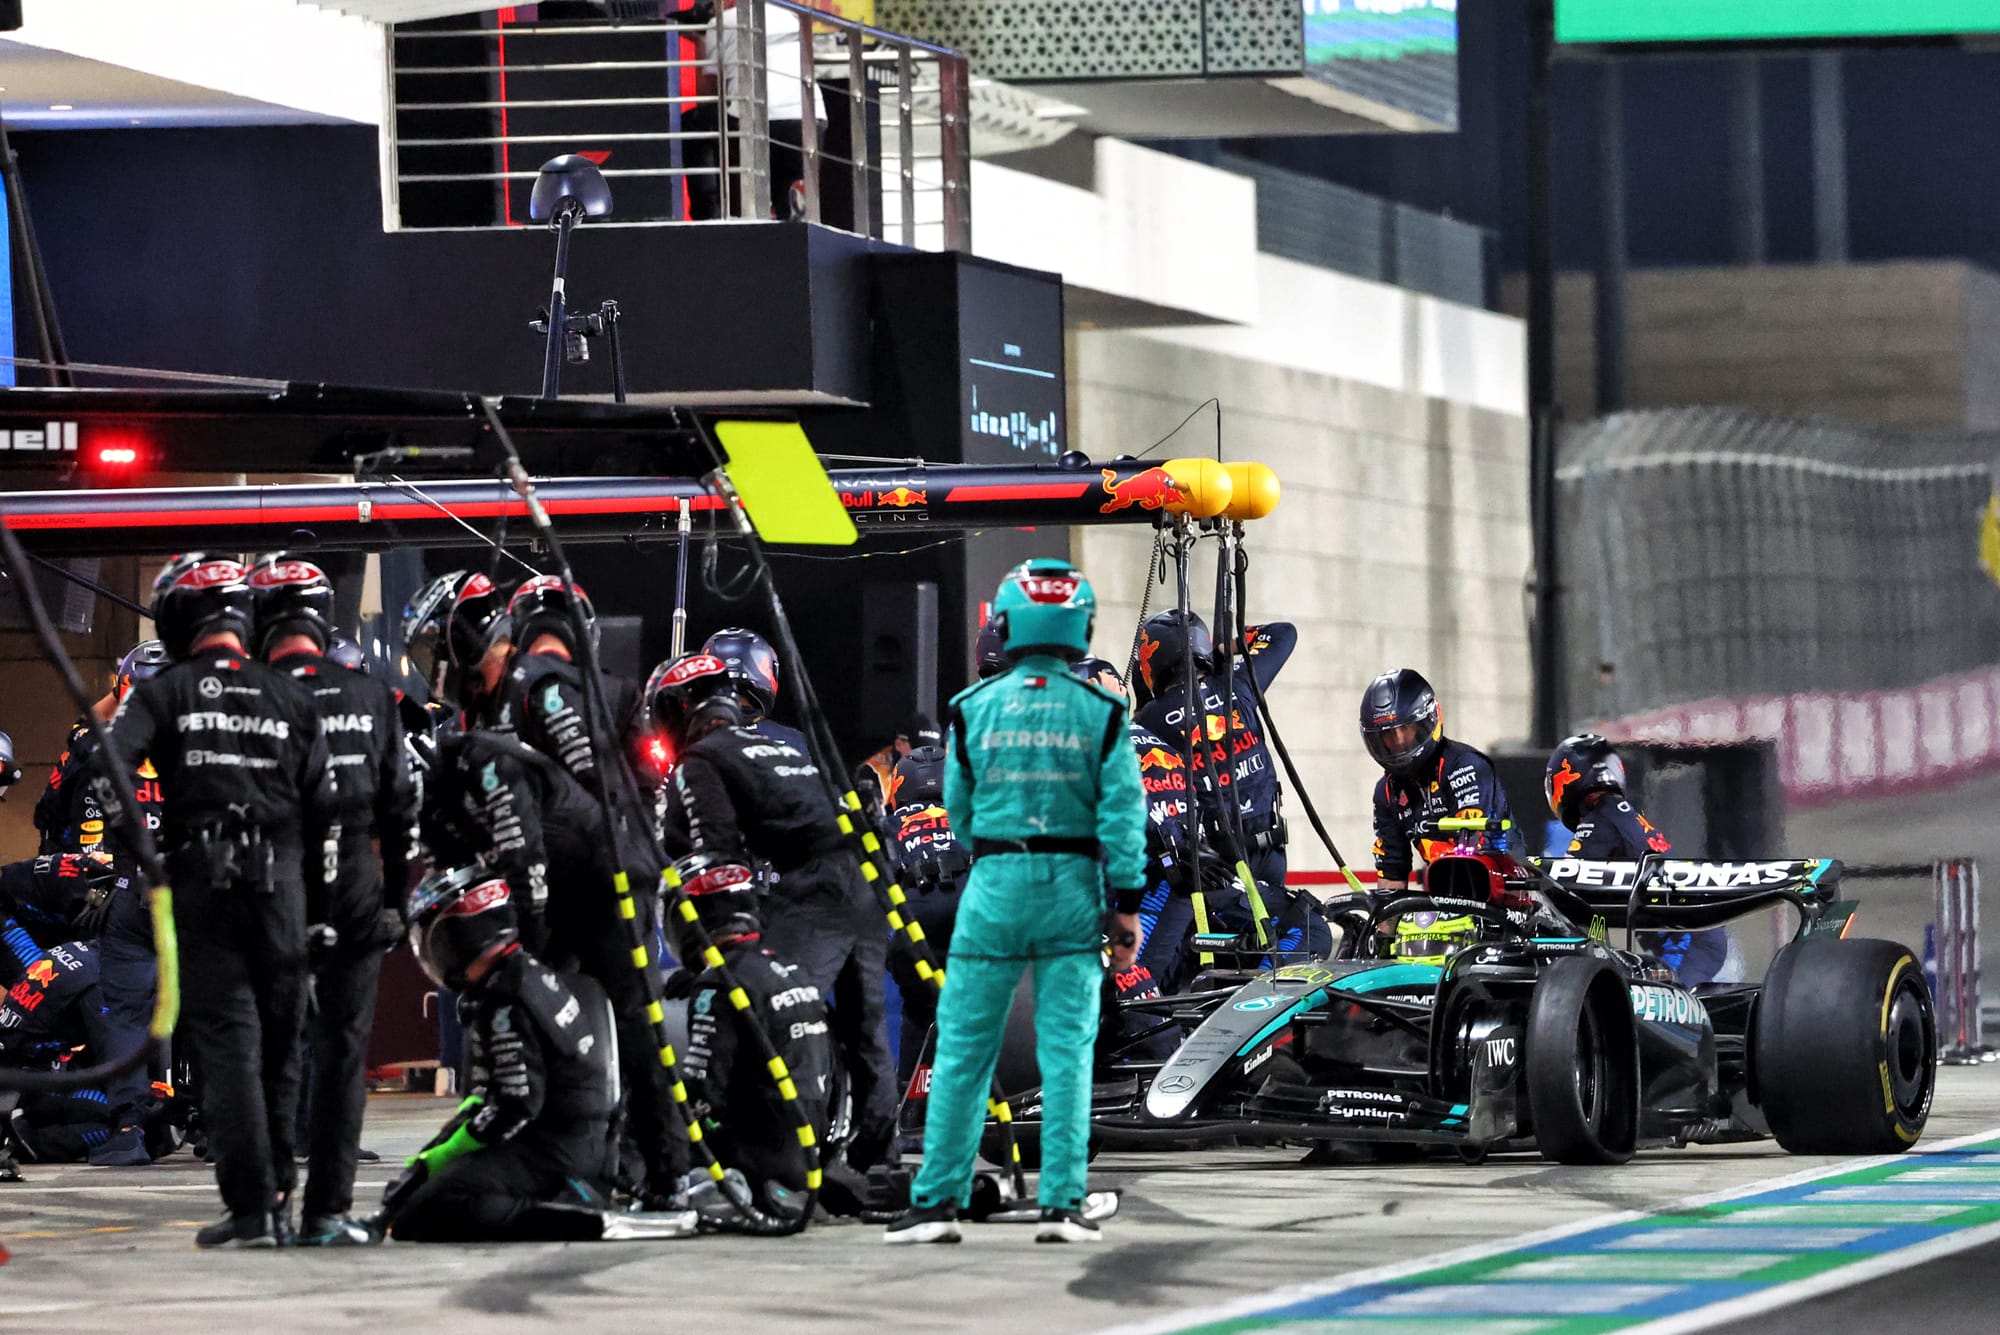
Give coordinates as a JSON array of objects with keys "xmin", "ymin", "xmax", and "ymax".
[{"xmin": 5, "ymin": 1066, "xmax": 1997, "ymax": 1334}]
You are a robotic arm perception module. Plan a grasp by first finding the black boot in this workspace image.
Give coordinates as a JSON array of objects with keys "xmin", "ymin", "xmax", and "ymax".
[{"xmin": 194, "ymin": 1211, "xmax": 281, "ymax": 1250}]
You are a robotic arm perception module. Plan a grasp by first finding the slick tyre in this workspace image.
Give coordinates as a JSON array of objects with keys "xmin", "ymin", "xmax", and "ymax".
[
  {"xmin": 1755, "ymin": 937, "xmax": 1935, "ymax": 1155},
  {"xmin": 1525, "ymin": 957, "xmax": 1638, "ymax": 1165}
]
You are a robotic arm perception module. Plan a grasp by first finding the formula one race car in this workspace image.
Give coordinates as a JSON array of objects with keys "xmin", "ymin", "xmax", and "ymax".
[{"xmin": 984, "ymin": 818, "xmax": 1936, "ymax": 1165}]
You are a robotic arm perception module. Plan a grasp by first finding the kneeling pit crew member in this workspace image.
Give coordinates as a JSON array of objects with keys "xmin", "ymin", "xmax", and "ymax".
[
  {"xmin": 649, "ymin": 653, "xmax": 899, "ymax": 1173},
  {"xmin": 380, "ymin": 866, "xmax": 694, "ymax": 1242},
  {"xmin": 412, "ymin": 717, "xmax": 692, "ymax": 1209},
  {"xmin": 674, "ymin": 853, "xmax": 833, "ymax": 1227}
]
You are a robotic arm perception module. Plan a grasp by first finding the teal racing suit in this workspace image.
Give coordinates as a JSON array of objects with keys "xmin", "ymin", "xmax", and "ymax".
[{"xmin": 910, "ymin": 653, "xmax": 1146, "ymax": 1211}]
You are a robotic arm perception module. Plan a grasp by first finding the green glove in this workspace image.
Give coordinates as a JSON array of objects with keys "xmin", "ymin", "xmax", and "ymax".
[
  {"xmin": 412, "ymin": 1120, "xmax": 482, "ymax": 1176},
  {"xmin": 407, "ymin": 1095, "xmax": 486, "ymax": 1172}
]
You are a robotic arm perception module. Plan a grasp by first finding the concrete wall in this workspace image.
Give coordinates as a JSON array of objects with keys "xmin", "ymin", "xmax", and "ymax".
[
  {"xmin": 1067, "ymin": 261, "xmax": 1531, "ymax": 873},
  {"xmin": 1505, "ymin": 261, "xmax": 2000, "ymax": 431}
]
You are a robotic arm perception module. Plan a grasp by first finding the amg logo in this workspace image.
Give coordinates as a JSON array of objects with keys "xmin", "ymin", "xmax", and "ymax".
[{"xmin": 0, "ymin": 422, "xmax": 79, "ymax": 453}]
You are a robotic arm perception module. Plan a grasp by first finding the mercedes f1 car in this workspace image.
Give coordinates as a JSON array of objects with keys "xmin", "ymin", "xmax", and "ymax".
[{"xmin": 985, "ymin": 818, "xmax": 1936, "ymax": 1165}]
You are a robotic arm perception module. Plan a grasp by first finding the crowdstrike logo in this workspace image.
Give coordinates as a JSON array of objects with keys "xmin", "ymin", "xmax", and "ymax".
[{"xmin": 0, "ymin": 422, "xmax": 79, "ymax": 452}]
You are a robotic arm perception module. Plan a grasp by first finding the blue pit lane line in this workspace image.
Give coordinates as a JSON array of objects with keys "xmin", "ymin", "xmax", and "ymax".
[{"xmin": 1095, "ymin": 1127, "xmax": 2000, "ymax": 1335}]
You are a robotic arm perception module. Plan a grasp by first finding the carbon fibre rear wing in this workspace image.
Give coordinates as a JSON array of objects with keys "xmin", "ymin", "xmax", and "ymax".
[{"xmin": 1529, "ymin": 857, "xmax": 1843, "ymax": 936}]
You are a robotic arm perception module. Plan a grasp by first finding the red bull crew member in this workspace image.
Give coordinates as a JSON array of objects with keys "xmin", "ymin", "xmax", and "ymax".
[
  {"xmin": 1132, "ymin": 612, "xmax": 1308, "ymax": 951},
  {"xmin": 1546, "ymin": 734, "xmax": 1735, "ymax": 984},
  {"xmin": 1080, "ymin": 657, "xmax": 1199, "ymax": 992},
  {"xmin": 1363, "ymin": 668, "xmax": 1512, "ymax": 891}
]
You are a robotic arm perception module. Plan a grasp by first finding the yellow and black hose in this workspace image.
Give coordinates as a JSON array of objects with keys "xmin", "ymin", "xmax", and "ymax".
[
  {"xmin": 484, "ymin": 401, "xmax": 819, "ymax": 1233},
  {"xmin": 702, "ymin": 462, "xmax": 1032, "ymax": 1199}
]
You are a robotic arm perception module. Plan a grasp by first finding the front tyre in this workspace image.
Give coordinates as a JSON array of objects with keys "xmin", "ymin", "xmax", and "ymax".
[
  {"xmin": 1755, "ymin": 937, "xmax": 1935, "ymax": 1154},
  {"xmin": 1526, "ymin": 957, "xmax": 1639, "ymax": 1165}
]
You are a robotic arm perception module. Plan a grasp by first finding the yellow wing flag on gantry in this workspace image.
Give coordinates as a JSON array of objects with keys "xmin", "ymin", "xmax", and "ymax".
[{"xmin": 712, "ymin": 419, "xmax": 857, "ymax": 547}]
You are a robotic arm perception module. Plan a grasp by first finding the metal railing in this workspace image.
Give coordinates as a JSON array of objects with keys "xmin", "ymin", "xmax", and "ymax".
[{"xmin": 383, "ymin": 0, "xmax": 970, "ymax": 251}]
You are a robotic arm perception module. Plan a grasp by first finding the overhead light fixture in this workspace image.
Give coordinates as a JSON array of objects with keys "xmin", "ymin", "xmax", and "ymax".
[{"xmin": 48, "ymin": 103, "xmax": 72, "ymax": 111}]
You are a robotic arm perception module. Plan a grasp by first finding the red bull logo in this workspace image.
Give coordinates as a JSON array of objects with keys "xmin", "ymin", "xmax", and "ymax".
[
  {"xmin": 24, "ymin": 957, "xmax": 56, "ymax": 986},
  {"xmin": 1548, "ymin": 758, "xmax": 1580, "ymax": 814},
  {"xmin": 1098, "ymin": 467, "xmax": 1184, "ymax": 514},
  {"xmin": 878, "ymin": 486, "xmax": 927, "ymax": 508},
  {"xmin": 1137, "ymin": 746, "xmax": 1184, "ymax": 772}
]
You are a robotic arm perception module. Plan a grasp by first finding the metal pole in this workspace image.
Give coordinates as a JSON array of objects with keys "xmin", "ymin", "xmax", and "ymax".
[
  {"xmin": 797, "ymin": 5, "xmax": 820, "ymax": 224},
  {"xmin": 671, "ymin": 497, "xmax": 692, "ymax": 657},
  {"xmin": 744, "ymin": 0, "xmax": 772, "ymax": 220},
  {"xmin": 604, "ymin": 300, "xmax": 627, "ymax": 405},
  {"xmin": 847, "ymin": 33, "xmax": 873, "ymax": 240},
  {"xmin": 0, "ymin": 110, "xmax": 71, "ymax": 386},
  {"xmin": 1526, "ymin": 0, "xmax": 1563, "ymax": 749},
  {"xmin": 897, "ymin": 45, "xmax": 917, "ymax": 247},
  {"xmin": 1592, "ymin": 57, "xmax": 1629, "ymax": 415},
  {"xmin": 939, "ymin": 53, "xmax": 970, "ymax": 252},
  {"xmin": 1810, "ymin": 51, "xmax": 1849, "ymax": 263},
  {"xmin": 1729, "ymin": 55, "xmax": 1767, "ymax": 264},
  {"xmin": 538, "ymin": 208, "xmax": 577, "ymax": 400},
  {"xmin": 1970, "ymin": 859, "xmax": 1984, "ymax": 1054}
]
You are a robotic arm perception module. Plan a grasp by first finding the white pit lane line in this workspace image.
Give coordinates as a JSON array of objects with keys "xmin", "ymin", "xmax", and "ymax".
[{"xmin": 1092, "ymin": 1125, "xmax": 2000, "ymax": 1335}]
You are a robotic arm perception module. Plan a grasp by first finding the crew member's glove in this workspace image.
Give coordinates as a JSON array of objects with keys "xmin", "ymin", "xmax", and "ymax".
[
  {"xmin": 376, "ymin": 905, "xmax": 407, "ymax": 952},
  {"xmin": 70, "ymin": 857, "xmax": 128, "ymax": 937},
  {"xmin": 1197, "ymin": 855, "xmax": 1240, "ymax": 898}
]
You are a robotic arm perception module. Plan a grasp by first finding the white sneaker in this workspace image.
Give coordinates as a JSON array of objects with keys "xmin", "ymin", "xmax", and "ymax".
[{"xmin": 884, "ymin": 1203, "xmax": 963, "ymax": 1244}]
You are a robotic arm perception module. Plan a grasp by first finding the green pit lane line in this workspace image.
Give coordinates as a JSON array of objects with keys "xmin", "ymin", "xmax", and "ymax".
[{"xmin": 1096, "ymin": 1127, "xmax": 2000, "ymax": 1335}]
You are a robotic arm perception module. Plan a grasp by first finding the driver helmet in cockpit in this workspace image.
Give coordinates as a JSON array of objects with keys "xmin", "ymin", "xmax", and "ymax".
[{"xmin": 1388, "ymin": 910, "xmax": 1480, "ymax": 966}]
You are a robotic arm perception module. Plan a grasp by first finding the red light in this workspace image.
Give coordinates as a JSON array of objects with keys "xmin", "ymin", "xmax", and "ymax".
[{"xmin": 97, "ymin": 447, "xmax": 138, "ymax": 466}]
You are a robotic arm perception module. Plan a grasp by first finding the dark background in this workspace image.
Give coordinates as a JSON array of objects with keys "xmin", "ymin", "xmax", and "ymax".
[
  {"xmin": 10, "ymin": 123, "xmax": 1072, "ymax": 761},
  {"xmin": 1216, "ymin": 4, "xmax": 2000, "ymax": 277}
]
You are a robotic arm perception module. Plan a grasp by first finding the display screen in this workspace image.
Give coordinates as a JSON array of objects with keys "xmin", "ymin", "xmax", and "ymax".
[
  {"xmin": 958, "ymin": 262, "xmax": 1066, "ymax": 463},
  {"xmin": 1301, "ymin": 1, "xmax": 1458, "ymax": 131},
  {"xmin": 1555, "ymin": 0, "xmax": 2000, "ymax": 45},
  {"xmin": 1305, "ymin": 0, "xmax": 1457, "ymax": 63}
]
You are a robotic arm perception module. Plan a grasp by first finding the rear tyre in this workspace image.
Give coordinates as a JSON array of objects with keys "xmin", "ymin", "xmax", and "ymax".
[
  {"xmin": 1526, "ymin": 957, "xmax": 1638, "ymax": 1165},
  {"xmin": 1755, "ymin": 937, "xmax": 1935, "ymax": 1154}
]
